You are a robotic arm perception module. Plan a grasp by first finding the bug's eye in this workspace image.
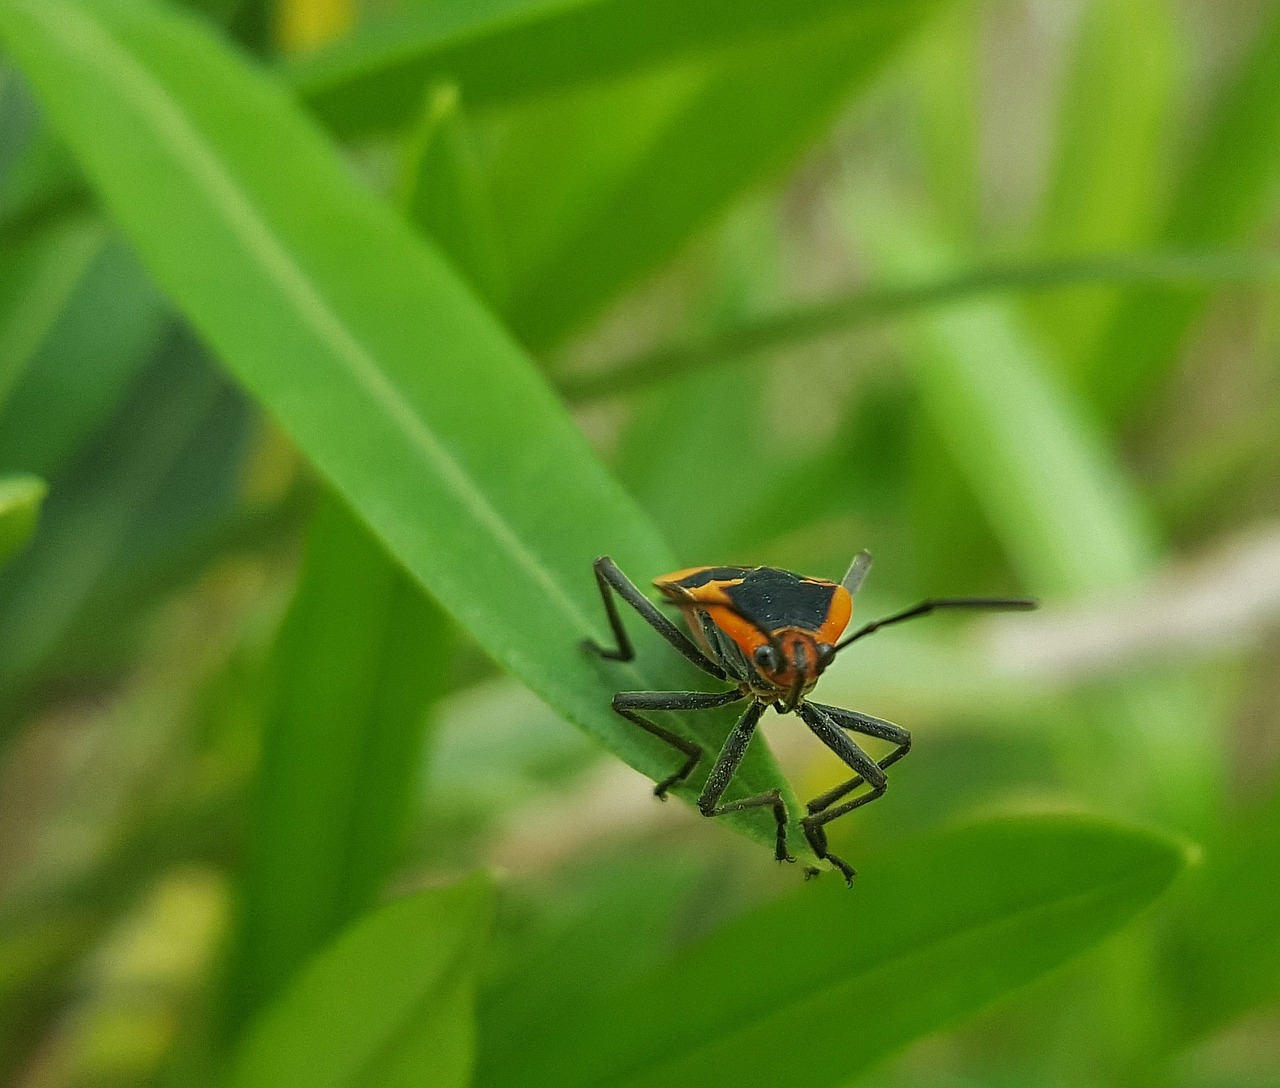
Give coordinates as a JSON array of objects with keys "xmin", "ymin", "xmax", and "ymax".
[
  {"xmin": 753, "ymin": 644, "xmax": 781, "ymax": 672},
  {"xmin": 816, "ymin": 643, "xmax": 835, "ymax": 668}
]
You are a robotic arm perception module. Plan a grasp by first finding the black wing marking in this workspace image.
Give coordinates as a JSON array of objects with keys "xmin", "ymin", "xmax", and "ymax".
[
  {"xmin": 724, "ymin": 568, "xmax": 836, "ymax": 632},
  {"xmin": 668, "ymin": 566, "xmax": 753, "ymax": 589}
]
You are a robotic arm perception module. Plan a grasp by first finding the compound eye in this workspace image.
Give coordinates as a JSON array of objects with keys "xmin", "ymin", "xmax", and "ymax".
[
  {"xmin": 816, "ymin": 643, "xmax": 835, "ymax": 668},
  {"xmin": 753, "ymin": 644, "xmax": 781, "ymax": 672}
]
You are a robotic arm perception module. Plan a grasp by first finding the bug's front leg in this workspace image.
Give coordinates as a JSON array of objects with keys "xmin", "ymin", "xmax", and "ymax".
[
  {"xmin": 697, "ymin": 700, "xmax": 794, "ymax": 863},
  {"xmin": 583, "ymin": 556, "xmax": 726, "ymax": 679},
  {"xmin": 612, "ymin": 688, "xmax": 744, "ymax": 797},
  {"xmin": 801, "ymin": 702, "xmax": 912, "ymax": 816}
]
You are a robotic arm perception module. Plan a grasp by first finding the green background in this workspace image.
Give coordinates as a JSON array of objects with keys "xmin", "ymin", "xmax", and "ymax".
[{"xmin": 0, "ymin": 1, "xmax": 1277, "ymax": 1086}]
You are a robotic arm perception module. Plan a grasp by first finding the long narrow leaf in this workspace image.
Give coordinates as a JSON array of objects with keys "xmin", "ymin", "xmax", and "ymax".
[
  {"xmin": 1032, "ymin": 0, "xmax": 1176, "ymax": 367},
  {"xmin": 228, "ymin": 873, "xmax": 493, "ymax": 1088},
  {"xmin": 0, "ymin": 232, "xmax": 167, "ymax": 479},
  {"xmin": 556, "ymin": 250, "xmax": 1280, "ymax": 403},
  {"xmin": 0, "ymin": 215, "xmax": 101, "ymax": 403},
  {"xmin": 497, "ymin": 6, "xmax": 936, "ymax": 350},
  {"xmin": 290, "ymin": 0, "xmax": 934, "ymax": 136},
  {"xmin": 1085, "ymin": 8, "xmax": 1280, "ymax": 419},
  {"xmin": 0, "ymin": 331, "xmax": 246, "ymax": 719},
  {"xmin": 223, "ymin": 494, "xmax": 452, "ymax": 1037},
  {"xmin": 845, "ymin": 202, "xmax": 1220, "ymax": 832},
  {"xmin": 0, "ymin": 0, "xmax": 799, "ymax": 850},
  {"xmin": 475, "ymin": 813, "xmax": 1188, "ymax": 1088}
]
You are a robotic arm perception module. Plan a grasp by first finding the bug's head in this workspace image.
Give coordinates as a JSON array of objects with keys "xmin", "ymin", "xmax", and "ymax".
[{"xmin": 747, "ymin": 629, "xmax": 837, "ymax": 708}]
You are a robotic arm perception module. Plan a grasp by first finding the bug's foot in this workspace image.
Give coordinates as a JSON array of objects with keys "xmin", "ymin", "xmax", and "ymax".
[
  {"xmin": 803, "ymin": 866, "xmax": 821, "ymax": 881},
  {"xmin": 653, "ymin": 771, "xmax": 685, "ymax": 800},
  {"xmin": 583, "ymin": 638, "xmax": 628, "ymax": 661},
  {"xmin": 776, "ymin": 848, "xmax": 797, "ymax": 864},
  {"xmin": 825, "ymin": 852, "xmax": 857, "ymax": 887}
]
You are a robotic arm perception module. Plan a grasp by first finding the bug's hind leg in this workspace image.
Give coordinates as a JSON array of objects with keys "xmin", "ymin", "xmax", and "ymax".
[
  {"xmin": 612, "ymin": 688, "xmax": 745, "ymax": 797},
  {"xmin": 797, "ymin": 703, "xmax": 907, "ymax": 885},
  {"xmin": 697, "ymin": 701, "xmax": 794, "ymax": 863},
  {"xmin": 583, "ymin": 556, "xmax": 726, "ymax": 679}
]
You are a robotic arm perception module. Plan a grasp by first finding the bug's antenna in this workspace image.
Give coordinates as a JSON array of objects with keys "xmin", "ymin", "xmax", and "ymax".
[
  {"xmin": 834, "ymin": 596, "xmax": 1037, "ymax": 654},
  {"xmin": 841, "ymin": 550, "xmax": 873, "ymax": 596}
]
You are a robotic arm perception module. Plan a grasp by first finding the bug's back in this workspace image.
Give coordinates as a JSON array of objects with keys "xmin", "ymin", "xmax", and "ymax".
[{"xmin": 654, "ymin": 566, "xmax": 852, "ymax": 689}]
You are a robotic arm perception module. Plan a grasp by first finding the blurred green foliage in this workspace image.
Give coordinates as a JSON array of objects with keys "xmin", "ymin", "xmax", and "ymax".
[{"xmin": 0, "ymin": 1, "xmax": 1278, "ymax": 1087}]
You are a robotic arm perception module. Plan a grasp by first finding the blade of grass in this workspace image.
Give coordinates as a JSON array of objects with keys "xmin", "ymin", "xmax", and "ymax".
[
  {"xmin": 221, "ymin": 493, "xmax": 452, "ymax": 1038},
  {"xmin": 227, "ymin": 873, "xmax": 493, "ymax": 1088},
  {"xmin": 0, "ymin": 473, "xmax": 43, "ymax": 564},
  {"xmin": 844, "ymin": 198, "xmax": 1221, "ymax": 833},
  {"xmin": 475, "ymin": 812, "xmax": 1189, "ymax": 1088},
  {"xmin": 557, "ymin": 249, "xmax": 1280, "ymax": 403},
  {"xmin": 399, "ymin": 82, "xmax": 506, "ymax": 305},
  {"xmin": 851, "ymin": 211, "xmax": 1159, "ymax": 594},
  {"xmin": 0, "ymin": 60, "xmax": 79, "ymax": 223},
  {"xmin": 1085, "ymin": 7, "xmax": 1280, "ymax": 420},
  {"xmin": 226, "ymin": 81, "xmax": 495, "ymax": 1038},
  {"xmin": 1164, "ymin": 788, "xmax": 1280, "ymax": 1048},
  {"xmin": 0, "ymin": 233, "xmax": 167, "ymax": 479},
  {"xmin": 0, "ymin": 328, "xmax": 248, "ymax": 725},
  {"xmin": 0, "ymin": 214, "xmax": 102, "ymax": 403},
  {"xmin": 909, "ymin": 3, "xmax": 980, "ymax": 235},
  {"xmin": 1032, "ymin": 0, "xmax": 1177, "ymax": 367},
  {"xmin": 501, "ymin": 5, "xmax": 937, "ymax": 351},
  {"xmin": 289, "ymin": 0, "xmax": 938, "ymax": 136},
  {"xmin": 611, "ymin": 198, "xmax": 780, "ymax": 558},
  {"xmin": 0, "ymin": 0, "xmax": 801, "ymax": 853}
]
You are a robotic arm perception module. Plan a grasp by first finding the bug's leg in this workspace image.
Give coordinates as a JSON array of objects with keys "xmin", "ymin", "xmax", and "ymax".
[
  {"xmin": 802, "ymin": 703, "xmax": 912, "ymax": 815},
  {"xmin": 613, "ymin": 688, "xmax": 745, "ymax": 797},
  {"xmin": 796, "ymin": 703, "xmax": 895, "ymax": 885},
  {"xmin": 583, "ymin": 556, "xmax": 726, "ymax": 679},
  {"xmin": 697, "ymin": 701, "xmax": 794, "ymax": 863}
]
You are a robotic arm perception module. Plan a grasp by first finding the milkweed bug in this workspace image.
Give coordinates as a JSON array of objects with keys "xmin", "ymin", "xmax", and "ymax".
[{"xmin": 584, "ymin": 552, "xmax": 1036, "ymax": 884}]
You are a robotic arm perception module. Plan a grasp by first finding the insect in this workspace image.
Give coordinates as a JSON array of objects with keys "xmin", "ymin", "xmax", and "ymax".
[{"xmin": 584, "ymin": 552, "xmax": 1036, "ymax": 884}]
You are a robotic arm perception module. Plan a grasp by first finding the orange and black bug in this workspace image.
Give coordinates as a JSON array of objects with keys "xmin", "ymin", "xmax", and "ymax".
[{"xmin": 584, "ymin": 553, "xmax": 1035, "ymax": 884}]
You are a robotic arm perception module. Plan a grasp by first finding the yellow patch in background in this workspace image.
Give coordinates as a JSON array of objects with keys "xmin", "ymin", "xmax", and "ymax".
[{"xmin": 279, "ymin": 0, "xmax": 354, "ymax": 52}]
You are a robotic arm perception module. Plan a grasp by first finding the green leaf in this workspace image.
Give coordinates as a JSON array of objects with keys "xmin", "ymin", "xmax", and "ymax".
[
  {"xmin": 479, "ymin": 852, "xmax": 709, "ymax": 1044},
  {"xmin": 222, "ymin": 493, "xmax": 453, "ymax": 1038},
  {"xmin": 494, "ymin": 5, "xmax": 936, "ymax": 350},
  {"xmin": 0, "ymin": 215, "xmax": 102, "ymax": 404},
  {"xmin": 289, "ymin": 0, "xmax": 937, "ymax": 137},
  {"xmin": 399, "ymin": 82, "xmax": 506, "ymax": 305},
  {"xmin": 0, "ymin": 232, "xmax": 167, "ymax": 479},
  {"xmin": 843, "ymin": 202, "xmax": 1223, "ymax": 833},
  {"xmin": 1032, "ymin": 0, "xmax": 1177, "ymax": 367},
  {"xmin": 0, "ymin": 0, "xmax": 799, "ymax": 851},
  {"xmin": 847, "ymin": 205, "xmax": 1158, "ymax": 596},
  {"xmin": 0, "ymin": 330, "xmax": 249, "ymax": 722},
  {"xmin": 0, "ymin": 473, "xmax": 44, "ymax": 565},
  {"xmin": 909, "ymin": 3, "xmax": 980, "ymax": 234},
  {"xmin": 1165, "ymin": 789, "xmax": 1280, "ymax": 1045},
  {"xmin": 227, "ymin": 873, "xmax": 494, "ymax": 1088},
  {"xmin": 475, "ymin": 812, "xmax": 1188, "ymax": 1088},
  {"xmin": 556, "ymin": 249, "xmax": 1280, "ymax": 403},
  {"xmin": 612, "ymin": 199, "xmax": 779, "ymax": 558},
  {"xmin": 1085, "ymin": 7, "xmax": 1280, "ymax": 419}
]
